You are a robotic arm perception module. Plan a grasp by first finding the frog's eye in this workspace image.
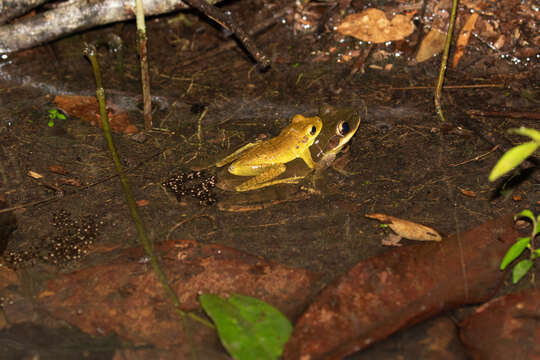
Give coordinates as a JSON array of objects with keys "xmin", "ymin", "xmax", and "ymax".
[
  {"xmin": 310, "ymin": 126, "xmax": 317, "ymax": 135},
  {"xmin": 337, "ymin": 121, "xmax": 350, "ymax": 136}
]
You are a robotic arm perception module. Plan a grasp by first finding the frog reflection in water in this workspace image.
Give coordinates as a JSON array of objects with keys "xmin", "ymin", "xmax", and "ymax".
[{"xmin": 216, "ymin": 105, "xmax": 361, "ymax": 193}]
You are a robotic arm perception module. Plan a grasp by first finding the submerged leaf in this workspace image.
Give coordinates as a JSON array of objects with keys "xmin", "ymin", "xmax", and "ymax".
[
  {"xmin": 416, "ymin": 28, "xmax": 446, "ymax": 62},
  {"xmin": 452, "ymin": 13, "xmax": 479, "ymax": 68},
  {"xmin": 200, "ymin": 293, "xmax": 293, "ymax": 360},
  {"xmin": 337, "ymin": 8, "xmax": 415, "ymax": 43}
]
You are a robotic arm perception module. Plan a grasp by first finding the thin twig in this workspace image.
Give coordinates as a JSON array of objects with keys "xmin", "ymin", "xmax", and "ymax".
[
  {"xmin": 181, "ymin": 7, "xmax": 290, "ymax": 67},
  {"xmin": 135, "ymin": 0, "xmax": 152, "ymax": 131},
  {"xmin": 449, "ymin": 145, "xmax": 499, "ymax": 167},
  {"xmin": 434, "ymin": 0, "xmax": 460, "ymax": 122},
  {"xmin": 467, "ymin": 110, "xmax": 540, "ymax": 120},
  {"xmin": 182, "ymin": 0, "xmax": 271, "ymax": 68},
  {"xmin": 196, "ymin": 107, "xmax": 208, "ymax": 151},
  {"xmin": 390, "ymin": 83, "xmax": 505, "ymax": 90}
]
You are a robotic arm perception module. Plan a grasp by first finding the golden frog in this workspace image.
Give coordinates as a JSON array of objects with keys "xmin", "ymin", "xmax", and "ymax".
[
  {"xmin": 216, "ymin": 105, "xmax": 361, "ymax": 195},
  {"xmin": 215, "ymin": 114, "xmax": 322, "ymax": 192}
]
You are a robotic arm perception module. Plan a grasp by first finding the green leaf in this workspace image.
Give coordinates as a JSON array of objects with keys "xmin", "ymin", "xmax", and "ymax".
[
  {"xmin": 500, "ymin": 237, "xmax": 530, "ymax": 270},
  {"xmin": 57, "ymin": 113, "xmax": 67, "ymax": 120},
  {"xmin": 512, "ymin": 259, "xmax": 533, "ymax": 284},
  {"xmin": 511, "ymin": 127, "xmax": 540, "ymax": 143},
  {"xmin": 514, "ymin": 209, "xmax": 535, "ymax": 224},
  {"xmin": 489, "ymin": 141, "xmax": 539, "ymax": 181},
  {"xmin": 200, "ymin": 293, "xmax": 293, "ymax": 360},
  {"xmin": 48, "ymin": 120, "xmax": 55, "ymax": 127}
]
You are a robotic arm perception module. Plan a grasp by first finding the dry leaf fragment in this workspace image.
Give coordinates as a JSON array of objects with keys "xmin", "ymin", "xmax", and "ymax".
[
  {"xmin": 27, "ymin": 170, "xmax": 43, "ymax": 179},
  {"xmin": 453, "ymin": 13, "xmax": 479, "ymax": 68},
  {"xmin": 136, "ymin": 200, "xmax": 150, "ymax": 207},
  {"xmin": 48, "ymin": 164, "xmax": 68, "ymax": 175},
  {"xmin": 58, "ymin": 178, "xmax": 81, "ymax": 187},
  {"xmin": 337, "ymin": 8, "xmax": 415, "ymax": 43},
  {"xmin": 458, "ymin": 187, "xmax": 477, "ymax": 198},
  {"xmin": 416, "ymin": 28, "xmax": 447, "ymax": 62},
  {"xmin": 366, "ymin": 213, "xmax": 442, "ymax": 242}
]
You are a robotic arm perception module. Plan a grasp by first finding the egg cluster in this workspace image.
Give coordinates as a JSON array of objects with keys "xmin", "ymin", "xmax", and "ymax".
[
  {"xmin": 2, "ymin": 209, "xmax": 103, "ymax": 268},
  {"xmin": 162, "ymin": 171, "xmax": 217, "ymax": 206}
]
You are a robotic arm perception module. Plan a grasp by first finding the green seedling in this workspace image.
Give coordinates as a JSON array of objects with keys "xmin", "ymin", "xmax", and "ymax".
[
  {"xmin": 489, "ymin": 127, "xmax": 540, "ymax": 182},
  {"xmin": 47, "ymin": 109, "xmax": 67, "ymax": 127},
  {"xmin": 500, "ymin": 210, "xmax": 540, "ymax": 284}
]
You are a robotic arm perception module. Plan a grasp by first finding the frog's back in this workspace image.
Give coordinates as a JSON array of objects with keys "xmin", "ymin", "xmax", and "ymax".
[{"xmin": 234, "ymin": 135, "xmax": 302, "ymax": 166}]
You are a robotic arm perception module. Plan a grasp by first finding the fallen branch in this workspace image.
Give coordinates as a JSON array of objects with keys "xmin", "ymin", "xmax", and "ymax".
[
  {"xmin": 0, "ymin": 0, "xmax": 219, "ymax": 53},
  {"xmin": 0, "ymin": 0, "xmax": 49, "ymax": 24}
]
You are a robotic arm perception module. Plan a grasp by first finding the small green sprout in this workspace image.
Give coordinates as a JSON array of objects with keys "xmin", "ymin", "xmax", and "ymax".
[
  {"xmin": 489, "ymin": 127, "xmax": 539, "ymax": 182},
  {"xmin": 47, "ymin": 109, "xmax": 67, "ymax": 127},
  {"xmin": 500, "ymin": 210, "xmax": 540, "ymax": 284}
]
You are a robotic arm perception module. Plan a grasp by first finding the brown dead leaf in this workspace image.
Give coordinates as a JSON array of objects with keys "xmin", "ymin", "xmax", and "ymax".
[
  {"xmin": 136, "ymin": 199, "xmax": 149, "ymax": 207},
  {"xmin": 48, "ymin": 164, "xmax": 68, "ymax": 175},
  {"xmin": 453, "ymin": 13, "xmax": 479, "ymax": 68},
  {"xmin": 458, "ymin": 187, "xmax": 477, "ymax": 198},
  {"xmin": 416, "ymin": 28, "xmax": 447, "ymax": 62},
  {"xmin": 512, "ymin": 195, "xmax": 523, "ymax": 201},
  {"xmin": 366, "ymin": 213, "xmax": 442, "ymax": 241},
  {"xmin": 27, "ymin": 170, "xmax": 43, "ymax": 179},
  {"xmin": 58, "ymin": 178, "xmax": 81, "ymax": 187},
  {"xmin": 54, "ymin": 95, "xmax": 138, "ymax": 134},
  {"xmin": 337, "ymin": 8, "xmax": 415, "ymax": 43}
]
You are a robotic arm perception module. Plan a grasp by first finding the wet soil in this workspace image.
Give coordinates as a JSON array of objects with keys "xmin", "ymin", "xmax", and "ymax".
[{"xmin": 0, "ymin": 0, "xmax": 539, "ymax": 358}]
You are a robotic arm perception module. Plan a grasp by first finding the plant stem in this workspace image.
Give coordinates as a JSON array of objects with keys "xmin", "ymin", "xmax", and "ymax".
[
  {"xmin": 83, "ymin": 43, "xmax": 214, "ymax": 336},
  {"xmin": 434, "ymin": 0, "xmax": 459, "ymax": 122},
  {"xmin": 135, "ymin": 0, "xmax": 152, "ymax": 131}
]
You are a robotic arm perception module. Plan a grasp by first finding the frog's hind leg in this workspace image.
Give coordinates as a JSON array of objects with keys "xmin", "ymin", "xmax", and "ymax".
[
  {"xmin": 215, "ymin": 141, "xmax": 261, "ymax": 167},
  {"xmin": 235, "ymin": 163, "xmax": 286, "ymax": 192}
]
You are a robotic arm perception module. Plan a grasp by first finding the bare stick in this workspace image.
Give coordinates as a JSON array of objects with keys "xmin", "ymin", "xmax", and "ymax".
[
  {"xmin": 182, "ymin": 0, "xmax": 270, "ymax": 68},
  {"xmin": 0, "ymin": 0, "xmax": 49, "ymax": 24},
  {"xmin": 434, "ymin": 0, "xmax": 460, "ymax": 122},
  {"xmin": 135, "ymin": 0, "xmax": 153, "ymax": 130},
  {"xmin": 0, "ymin": 0, "xmax": 220, "ymax": 53}
]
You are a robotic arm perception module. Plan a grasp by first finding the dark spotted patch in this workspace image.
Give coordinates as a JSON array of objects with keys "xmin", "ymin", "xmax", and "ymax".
[
  {"xmin": 162, "ymin": 171, "xmax": 217, "ymax": 206},
  {"xmin": 3, "ymin": 209, "xmax": 103, "ymax": 268}
]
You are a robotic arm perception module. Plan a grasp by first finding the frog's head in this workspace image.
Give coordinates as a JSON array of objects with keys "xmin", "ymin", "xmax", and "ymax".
[
  {"xmin": 312, "ymin": 104, "xmax": 362, "ymax": 169},
  {"xmin": 289, "ymin": 114, "xmax": 323, "ymax": 146}
]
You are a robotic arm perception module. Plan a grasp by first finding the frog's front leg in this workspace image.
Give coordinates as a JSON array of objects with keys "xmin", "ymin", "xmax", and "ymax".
[
  {"xmin": 235, "ymin": 163, "xmax": 287, "ymax": 191},
  {"xmin": 299, "ymin": 148, "xmax": 316, "ymax": 169}
]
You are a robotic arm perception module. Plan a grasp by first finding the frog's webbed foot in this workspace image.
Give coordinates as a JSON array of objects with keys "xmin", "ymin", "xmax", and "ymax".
[
  {"xmin": 215, "ymin": 141, "xmax": 261, "ymax": 167},
  {"xmin": 297, "ymin": 169, "xmax": 329, "ymax": 195}
]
